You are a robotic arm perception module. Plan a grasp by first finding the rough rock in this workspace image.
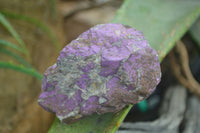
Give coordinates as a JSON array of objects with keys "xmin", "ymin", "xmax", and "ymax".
[{"xmin": 38, "ymin": 23, "xmax": 161, "ymax": 123}]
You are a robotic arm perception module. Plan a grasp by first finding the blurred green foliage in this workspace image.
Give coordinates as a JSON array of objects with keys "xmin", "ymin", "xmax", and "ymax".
[{"xmin": 0, "ymin": 8, "xmax": 60, "ymax": 81}]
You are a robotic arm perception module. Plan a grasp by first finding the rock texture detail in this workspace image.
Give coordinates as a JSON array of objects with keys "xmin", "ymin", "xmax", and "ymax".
[{"xmin": 38, "ymin": 23, "xmax": 161, "ymax": 123}]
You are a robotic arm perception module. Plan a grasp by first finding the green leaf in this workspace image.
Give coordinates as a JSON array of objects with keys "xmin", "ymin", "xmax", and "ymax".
[
  {"xmin": 0, "ymin": 10, "xmax": 61, "ymax": 50},
  {"xmin": 0, "ymin": 61, "xmax": 43, "ymax": 81},
  {"xmin": 49, "ymin": 0, "xmax": 57, "ymax": 21},
  {"xmin": 48, "ymin": 0, "xmax": 200, "ymax": 133},
  {"xmin": 189, "ymin": 17, "xmax": 200, "ymax": 48},
  {"xmin": 0, "ymin": 12, "xmax": 28, "ymax": 55},
  {"xmin": 112, "ymin": 0, "xmax": 200, "ymax": 61},
  {"xmin": 0, "ymin": 39, "xmax": 24, "ymax": 53},
  {"xmin": 0, "ymin": 47, "xmax": 31, "ymax": 68},
  {"xmin": 48, "ymin": 105, "xmax": 132, "ymax": 133}
]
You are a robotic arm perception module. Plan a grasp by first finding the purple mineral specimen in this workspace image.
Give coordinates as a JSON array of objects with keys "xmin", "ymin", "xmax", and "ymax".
[{"xmin": 38, "ymin": 23, "xmax": 161, "ymax": 123}]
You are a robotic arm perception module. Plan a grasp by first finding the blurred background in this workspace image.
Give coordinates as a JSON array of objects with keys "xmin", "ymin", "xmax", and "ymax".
[{"xmin": 0, "ymin": 0, "xmax": 200, "ymax": 133}]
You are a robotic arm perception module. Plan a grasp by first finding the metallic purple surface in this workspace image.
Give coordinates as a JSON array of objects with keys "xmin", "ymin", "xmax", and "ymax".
[{"xmin": 38, "ymin": 23, "xmax": 161, "ymax": 123}]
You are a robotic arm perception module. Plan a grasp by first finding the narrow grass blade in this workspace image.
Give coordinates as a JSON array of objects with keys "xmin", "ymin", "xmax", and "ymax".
[
  {"xmin": 0, "ymin": 12, "xmax": 28, "ymax": 55},
  {"xmin": 0, "ymin": 39, "xmax": 24, "ymax": 53},
  {"xmin": 0, "ymin": 47, "xmax": 31, "ymax": 68},
  {"xmin": 0, "ymin": 10, "xmax": 60, "ymax": 50},
  {"xmin": 49, "ymin": 0, "xmax": 57, "ymax": 21},
  {"xmin": 0, "ymin": 61, "xmax": 43, "ymax": 81}
]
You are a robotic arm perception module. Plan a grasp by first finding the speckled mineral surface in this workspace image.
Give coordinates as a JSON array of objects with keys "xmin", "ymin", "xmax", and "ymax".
[{"xmin": 38, "ymin": 23, "xmax": 161, "ymax": 123}]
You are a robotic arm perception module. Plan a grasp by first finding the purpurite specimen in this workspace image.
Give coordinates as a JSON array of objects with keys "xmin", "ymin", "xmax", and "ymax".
[{"xmin": 38, "ymin": 23, "xmax": 161, "ymax": 123}]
